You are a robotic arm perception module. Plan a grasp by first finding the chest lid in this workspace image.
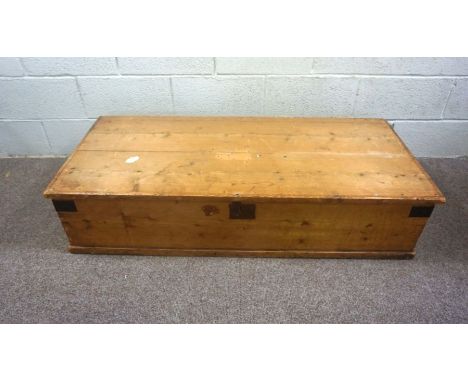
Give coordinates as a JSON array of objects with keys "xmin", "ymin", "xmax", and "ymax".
[{"xmin": 44, "ymin": 116, "xmax": 445, "ymax": 204}]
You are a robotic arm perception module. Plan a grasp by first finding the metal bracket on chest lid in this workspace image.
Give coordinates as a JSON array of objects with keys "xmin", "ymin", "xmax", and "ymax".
[
  {"xmin": 52, "ymin": 199, "xmax": 77, "ymax": 212},
  {"xmin": 409, "ymin": 205, "xmax": 434, "ymax": 218},
  {"xmin": 229, "ymin": 201, "xmax": 256, "ymax": 219}
]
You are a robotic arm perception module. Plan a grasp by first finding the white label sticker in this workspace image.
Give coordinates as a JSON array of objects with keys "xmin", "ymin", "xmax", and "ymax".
[{"xmin": 125, "ymin": 155, "xmax": 140, "ymax": 164}]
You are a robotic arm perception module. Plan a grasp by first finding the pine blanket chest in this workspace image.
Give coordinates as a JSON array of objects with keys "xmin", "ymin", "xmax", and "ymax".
[{"xmin": 44, "ymin": 116, "xmax": 445, "ymax": 258}]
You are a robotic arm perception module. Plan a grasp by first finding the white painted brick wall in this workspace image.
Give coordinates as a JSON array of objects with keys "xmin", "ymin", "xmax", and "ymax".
[
  {"xmin": 0, "ymin": 78, "xmax": 86, "ymax": 119},
  {"xmin": 118, "ymin": 58, "xmax": 213, "ymax": 75},
  {"xmin": 353, "ymin": 77, "xmax": 454, "ymax": 119},
  {"xmin": 0, "ymin": 57, "xmax": 467, "ymax": 157},
  {"xmin": 444, "ymin": 79, "xmax": 468, "ymax": 119},
  {"xmin": 217, "ymin": 58, "xmax": 312, "ymax": 74},
  {"xmin": 265, "ymin": 77, "xmax": 358, "ymax": 116},
  {"xmin": 0, "ymin": 121, "xmax": 50, "ymax": 155},
  {"xmin": 0, "ymin": 58, "xmax": 24, "ymax": 76},
  {"xmin": 172, "ymin": 77, "xmax": 264, "ymax": 115},
  {"xmin": 311, "ymin": 58, "xmax": 468, "ymax": 75},
  {"xmin": 78, "ymin": 77, "xmax": 172, "ymax": 117},
  {"xmin": 393, "ymin": 121, "xmax": 468, "ymax": 157},
  {"xmin": 42, "ymin": 119, "xmax": 95, "ymax": 155},
  {"xmin": 22, "ymin": 58, "xmax": 118, "ymax": 76}
]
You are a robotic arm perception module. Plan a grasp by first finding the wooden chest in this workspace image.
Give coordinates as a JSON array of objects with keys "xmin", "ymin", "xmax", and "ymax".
[{"xmin": 44, "ymin": 116, "xmax": 445, "ymax": 258}]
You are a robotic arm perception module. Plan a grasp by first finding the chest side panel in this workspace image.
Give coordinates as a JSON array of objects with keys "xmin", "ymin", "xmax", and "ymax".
[{"xmin": 56, "ymin": 198, "xmax": 430, "ymax": 252}]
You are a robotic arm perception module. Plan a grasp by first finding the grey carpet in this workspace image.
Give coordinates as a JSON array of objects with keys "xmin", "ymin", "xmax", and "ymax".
[{"xmin": 0, "ymin": 157, "xmax": 467, "ymax": 323}]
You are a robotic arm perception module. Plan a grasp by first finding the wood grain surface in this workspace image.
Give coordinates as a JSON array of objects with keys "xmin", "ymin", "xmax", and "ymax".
[
  {"xmin": 57, "ymin": 198, "xmax": 429, "ymax": 252},
  {"xmin": 44, "ymin": 116, "xmax": 445, "ymax": 203},
  {"xmin": 45, "ymin": 116, "xmax": 445, "ymax": 257}
]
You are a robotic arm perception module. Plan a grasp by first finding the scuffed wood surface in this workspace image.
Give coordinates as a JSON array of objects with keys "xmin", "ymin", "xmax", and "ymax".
[
  {"xmin": 44, "ymin": 116, "xmax": 445, "ymax": 203},
  {"xmin": 60, "ymin": 199, "xmax": 427, "ymax": 251}
]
